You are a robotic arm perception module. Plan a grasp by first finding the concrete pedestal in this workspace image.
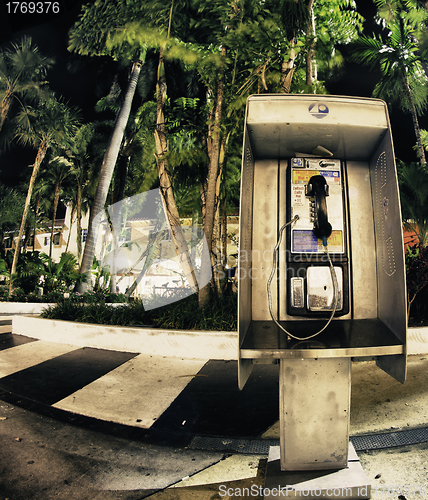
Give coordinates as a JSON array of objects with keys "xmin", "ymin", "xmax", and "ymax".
[
  {"xmin": 264, "ymin": 443, "xmax": 371, "ymax": 499},
  {"xmin": 279, "ymin": 358, "xmax": 351, "ymax": 471}
]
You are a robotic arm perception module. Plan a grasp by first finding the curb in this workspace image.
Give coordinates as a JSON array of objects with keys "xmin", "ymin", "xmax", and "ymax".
[
  {"xmin": 8, "ymin": 311, "xmax": 428, "ymax": 358},
  {"xmin": 12, "ymin": 315, "xmax": 237, "ymax": 360},
  {"xmin": 0, "ymin": 303, "xmax": 54, "ymax": 315}
]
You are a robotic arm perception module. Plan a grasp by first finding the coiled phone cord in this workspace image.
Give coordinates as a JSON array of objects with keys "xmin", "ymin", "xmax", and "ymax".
[{"xmin": 267, "ymin": 215, "xmax": 339, "ymax": 341}]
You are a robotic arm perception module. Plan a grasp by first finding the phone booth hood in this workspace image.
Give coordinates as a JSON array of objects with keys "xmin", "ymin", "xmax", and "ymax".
[{"xmin": 238, "ymin": 94, "xmax": 407, "ymax": 389}]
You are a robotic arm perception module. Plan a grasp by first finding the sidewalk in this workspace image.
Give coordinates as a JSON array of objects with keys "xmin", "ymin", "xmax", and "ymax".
[{"xmin": 1, "ymin": 318, "xmax": 428, "ymax": 499}]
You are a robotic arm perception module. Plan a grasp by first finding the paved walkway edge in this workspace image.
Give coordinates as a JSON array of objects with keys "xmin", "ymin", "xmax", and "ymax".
[
  {"xmin": 11, "ymin": 315, "xmax": 238, "ymax": 359},
  {"xmin": 10, "ymin": 315, "xmax": 428, "ymax": 358}
]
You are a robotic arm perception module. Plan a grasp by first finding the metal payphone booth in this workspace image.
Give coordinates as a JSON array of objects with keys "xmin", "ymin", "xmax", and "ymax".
[{"xmin": 238, "ymin": 95, "xmax": 407, "ymax": 490}]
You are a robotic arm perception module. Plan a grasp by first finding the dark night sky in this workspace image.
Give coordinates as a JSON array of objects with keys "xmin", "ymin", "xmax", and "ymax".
[
  {"xmin": 0, "ymin": 0, "xmax": 424, "ymax": 186},
  {"xmin": 0, "ymin": 0, "xmax": 99, "ymax": 185}
]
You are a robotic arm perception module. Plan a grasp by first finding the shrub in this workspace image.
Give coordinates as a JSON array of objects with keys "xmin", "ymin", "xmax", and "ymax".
[{"xmin": 41, "ymin": 292, "xmax": 237, "ymax": 331}]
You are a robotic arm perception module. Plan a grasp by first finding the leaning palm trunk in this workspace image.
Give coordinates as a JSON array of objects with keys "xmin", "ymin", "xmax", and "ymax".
[
  {"xmin": 78, "ymin": 59, "xmax": 143, "ymax": 290},
  {"xmin": 9, "ymin": 139, "xmax": 48, "ymax": 293},
  {"xmin": 154, "ymin": 48, "xmax": 198, "ymax": 294},
  {"xmin": 404, "ymin": 75, "xmax": 426, "ymax": 164}
]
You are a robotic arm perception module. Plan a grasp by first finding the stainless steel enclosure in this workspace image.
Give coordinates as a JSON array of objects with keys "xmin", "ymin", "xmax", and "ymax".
[{"xmin": 238, "ymin": 95, "xmax": 407, "ymax": 473}]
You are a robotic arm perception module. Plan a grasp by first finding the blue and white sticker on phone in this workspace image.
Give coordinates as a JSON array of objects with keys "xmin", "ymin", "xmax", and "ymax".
[
  {"xmin": 319, "ymin": 170, "xmax": 340, "ymax": 184},
  {"xmin": 292, "ymin": 229, "xmax": 344, "ymax": 253}
]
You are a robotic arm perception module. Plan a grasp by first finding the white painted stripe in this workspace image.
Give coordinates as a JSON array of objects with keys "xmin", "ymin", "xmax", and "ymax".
[
  {"xmin": 0, "ymin": 341, "xmax": 77, "ymax": 378},
  {"xmin": 53, "ymin": 354, "xmax": 207, "ymax": 428},
  {"xmin": 0, "ymin": 325, "xmax": 12, "ymax": 333},
  {"xmin": 170, "ymin": 454, "xmax": 263, "ymax": 488}
]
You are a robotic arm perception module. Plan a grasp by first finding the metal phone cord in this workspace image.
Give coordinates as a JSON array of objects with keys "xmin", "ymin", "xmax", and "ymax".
[{"xmin": 267, "ymin": 215, "xmax": 339, "ymax": 341}]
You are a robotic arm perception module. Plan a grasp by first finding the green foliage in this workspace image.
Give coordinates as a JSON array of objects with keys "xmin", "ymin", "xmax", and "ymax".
[
  {"xmin": 68, "ymin": 0, "xmax": 142, "ymax": 59},
  {"xmin": 351, "ymin": 6, "xmax": 428, "ymax": 114},
  {"xmin": 0, "ymin": 287, "xmax": 127, "ymax": 304},
  {"xmin": 39, "ymin": 252, "xmax": 85, "ymax": 291},
  {"xmin": 0, "ymin": 184, "xmax": 25, "ymax": 241},
  {"xmin": 0, "ymin": 36, "xmax": 54, "ymax": 138},
  {"xmin": 91, "ymin": 257, "xmax": 111, "ymax": 292},
  {"xmin": 14, "ymin": 97, "xmax": 81, "ymax": 151},
  {"xmin": 2, "ymin": 251, "xmax": 86, "ymax": 295},
  {"xmin": 405, "ymin": 244, "xmax": 428, "ymax": 319},
  {"xmin": 41, "ymin": 292, "xmax": 237, "ymax": 331},
  {"xmin": 398, "ymin": 160, "xmax": 428, "ymax": 246},
  {"xmin": 5, "ymin": 251, "xmax": 45, "ymax": 293}
]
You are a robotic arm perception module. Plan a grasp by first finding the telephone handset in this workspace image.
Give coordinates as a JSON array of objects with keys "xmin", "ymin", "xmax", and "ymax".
[
  {"xmin": 286, "ymin": 158, "xmax": 349, "ymax": 317},
  {"xmin": 305, "ymin": 175, "xmax": 332, "ymax": 243}
]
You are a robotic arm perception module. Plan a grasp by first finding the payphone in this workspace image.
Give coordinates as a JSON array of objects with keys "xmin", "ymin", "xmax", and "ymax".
[
  {"xmin": 266, "ymin": 155, "xmax": 350, "ymax": 342},
  {"xmin": 238, "ymin": 94, "xmax": 407, "ymax": 493},
  {"xmin": 287, "ymin": 157, "xmax": 348, "ymax": 317}
]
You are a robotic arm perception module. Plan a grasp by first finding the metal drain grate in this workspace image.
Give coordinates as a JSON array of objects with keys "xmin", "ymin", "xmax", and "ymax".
[
  {"xmin": 351, "ymin": 427, "xmax": 428, "ymax": 451},
  {"xmin": 189, "ymin": 436, "xmax": 278, "ymax": 454},
  {"xmin": 189, "ymin": 427, "xmax": 428, "ymax": 455}
]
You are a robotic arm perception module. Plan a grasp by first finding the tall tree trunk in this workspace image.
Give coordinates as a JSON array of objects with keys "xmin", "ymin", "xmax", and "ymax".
[
  {"xmin": 281, "ymin": 39, "xmax": 297, "ymax": 93},
  {"xmin": 9, "ymin": 139, "xmax": 48, "ymax": 293},
  {"xmin": 49, "ymin": 181, "xmax": 61, "ymax": 258},
  {"xmin": 306, "ymin": 0, "xmax": 316, "ymax": 87},
  {"xmin": 154, "ymin": 48, "xmax": 198, "ymax": 294},
  {"xmin": 76, "ymin": 172, "xmax": 83, "ymax": 263},
  {"xmin": 109, "ymin": 206, "xmax": 120, "ymax": 294},
  {"xmin": 33, "ymin": 193, "xmax": 42, "ymax": 252},
  {"xmin": 78, "ymin": 58, "xmax": 144, "ymax": 290},
  {"xmin": 404, "ymin": 75, "xmax": 426, "ymax": 163},
  {"xmin": 22, "ymin": 220, "xmax": 32, "ymax": 252},
  {"xmin": 213, "ymin": 133, "xmax": 228, "ymax": 294},
  {"xmin": 199, "ymin": 46, "xmax": 226, "ymax": 308},
  {"xmin": 200, "ymin": 179, "xmax": 207, "ymax": 229},
  {"xmin": 0, "ymin": 93, "xmax": 13, "ymax": 133},
  {"xmin": 65, "ymin": 203, "xmax": 77, "ymax": 253}
]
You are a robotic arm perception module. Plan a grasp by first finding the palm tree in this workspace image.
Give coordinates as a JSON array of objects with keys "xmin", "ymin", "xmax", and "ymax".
[
  {"xmin": 64, "ymin": 123, "xmax": 96, "ymax": 261},
  {"xmin": 0, "ymin": 36, "xmax": 54, "ymax": 133},
  {"xmin": 77, "ymin": 58, "xmax": 144, "ymax": 289},
  {"xmin": 9, "ymin": 98, "xmax": 80, "ymax": 292},
  {"xmin": 43, "ymin": 156, "xmax": 74, "ymax": 258},
  {"xmin": 350, "ymin": 11, "xmax": 428, "ymax": 163},
  {"xmin": 68, "ymin": 0, "xmax": 149, "ymax": 289}
]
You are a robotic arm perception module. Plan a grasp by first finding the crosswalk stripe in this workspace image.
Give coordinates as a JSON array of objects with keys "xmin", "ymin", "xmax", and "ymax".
[
  {"xmin": 0, "ymin": 347, "xmax": 138, "ymax": 406},
  {"xmin": 53, "ymin": 354, "xmax": 207, "ymax": 428},
  {"xmin": 0, "ymin": 341, "xmax": 77, "ymax": 378}
]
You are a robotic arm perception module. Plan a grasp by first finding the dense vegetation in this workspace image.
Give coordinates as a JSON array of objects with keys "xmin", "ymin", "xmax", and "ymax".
[
  {"xmin": 40, "ymin": 292, "xmax": 237, "ymax": 331},
  {"xmin": 2, "ymin": 0, "xmax": 428, "ymax": 327}
]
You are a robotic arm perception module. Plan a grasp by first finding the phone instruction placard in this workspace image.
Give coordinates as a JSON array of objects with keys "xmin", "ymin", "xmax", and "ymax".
[
  {"xmin": 293, "ymin": 230, "xmax": 343, "ymax": 253},
  {"xmin": 290, "ymin": 158, "xmax": 344, "ymax": 254}
]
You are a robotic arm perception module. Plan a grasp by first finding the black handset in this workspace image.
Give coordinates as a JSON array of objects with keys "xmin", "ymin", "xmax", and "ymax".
[{"xmin": 306, "ymin": 175, "xmax": 332, "ymax": 242}]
